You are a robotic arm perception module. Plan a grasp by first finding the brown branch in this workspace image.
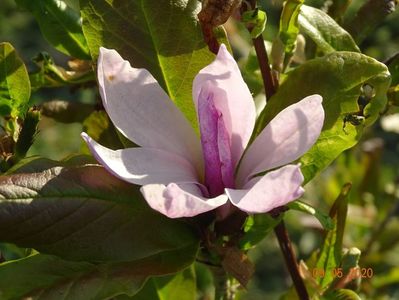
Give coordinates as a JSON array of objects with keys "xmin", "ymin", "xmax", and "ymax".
[{"xmin": 274, "ymin": 221, "xmax": 309, "ymax": 300}]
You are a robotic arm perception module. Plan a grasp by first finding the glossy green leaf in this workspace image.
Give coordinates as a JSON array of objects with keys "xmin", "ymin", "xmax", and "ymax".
[
  {"xmin": 255, "ymin": 51, "xmax": 391, "ymax": 182},
  {"xmin": 288, "ymin": 200, "xmax": 334, "ymax": 230},
  {"xmin": 124, "ymin": 266, "xmax": 196, "ymax": 300},
  {"xmin": 80, "ymin": 0, "xmax": 227, "ymax": 127},
  {"xmin": 16, "ymin": 0, "xmax": 90, "ymax": 59},
  {"xmin": 239, "ymin": 213, "xmax": 283, "ymax": 250},
  {"xmin": 299, "ymin": 5, "xmax": 360, "ymax": 53},
  {"xmin": 0, "ymin": 42, "xmax": 30, "ymax": 117},
  {"xmin": 0, "ymin": 165, "xmax": 199, "ymax": 262},
  {"xmin": 0, "ymin": 248, "xmax": 196, "ymax": 300},
  {"xmin": 316, "ymin": 183, "xmax": 351, "ymax": 289}
]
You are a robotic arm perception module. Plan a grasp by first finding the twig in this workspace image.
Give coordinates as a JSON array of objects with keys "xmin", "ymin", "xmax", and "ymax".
[
  {"xmin": 242, "ymin": 2, "xmax": 309, "ymax": 298},
  {"xmin": 274, "ymin": 221, "xmax": 309, "ymax": 300}
]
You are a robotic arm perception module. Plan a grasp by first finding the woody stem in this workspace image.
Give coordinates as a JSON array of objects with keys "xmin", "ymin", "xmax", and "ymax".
[{"xmin": 243, "ymin": 1, "xmax": 309, "ymax": 299}]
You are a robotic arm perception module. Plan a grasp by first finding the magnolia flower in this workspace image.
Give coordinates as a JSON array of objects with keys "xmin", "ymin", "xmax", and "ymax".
[{"xmin": 81, "ymin": 45, "xmax": 324, "ymax": 218}]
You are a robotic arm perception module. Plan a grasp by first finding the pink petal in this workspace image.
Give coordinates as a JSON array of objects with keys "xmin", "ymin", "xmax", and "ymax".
[
  {"xmin": 193, "ymin": 44, "xmax": 256, "ymax": 168},
  {"xmin": 237, "ymin": 95, "xmax": 324, "ymax": 185},
  {"xmin": 97, "ymin": 48, "xmax": 203, "ymax": 173},
  {"xmin": 82, "ymin": 133, "xmax": 198, "ymax": 186},
  {"xmin": 226, "ymin": 164, "xmax": 304, "ymax": 214},
  {"xmin": 140, "ymin": 183, "xmax": 228, "ymax": 218}
]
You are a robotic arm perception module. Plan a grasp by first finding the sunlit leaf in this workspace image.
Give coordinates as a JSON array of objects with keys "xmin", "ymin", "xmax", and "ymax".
[
  {"xmin": 0, "ymin": 165, "xmax": 199, "ymax": 263},
  {"xmin": 299, "ymin": 5, "xmax": 360, "ymax": 53},
  {"xmin": 0, "ymin": 42, "xmax": 30, "ymax": 118},
  {"xmin": 16, "ymin": 0, "xmax": 90, "ymax": 59},
  {"xmin": 80, "ymin": 0, "xmax": 228, "ymax": 127},
  {"xmin": 288, "ymin": 200, "xmax": 334, "ymax": 230},
  {"xmin": 322, "ymin": 288, "xmax": 362, "ymax": 300},
  {"xmin": 239, "ymin": 213, "xmax": 283, "ymax": 250},
  {"xmin": 278, "ymin": 0, "xmax": 304, "ymax": 56},
  {"xmin": 316, "ymin": 183, "xmax": 351, "ymax": 289},
  {"xmin": 0, "ymin": 249, "xmax": 196, "ymax": 300},
  {"xmin": 255, "ymin": 51, "xmax": 391, "ymax": 182}
]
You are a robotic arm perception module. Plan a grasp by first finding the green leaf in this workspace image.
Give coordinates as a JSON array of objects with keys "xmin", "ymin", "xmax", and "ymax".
[
  {"xmin": 30, "ymin": 52, "xmax": 94, "ymax": 91},
  {"xmin": 255, "ymin": 51, "xmax": 391, "ymax": 182},
  {"xmin": 239, "ymin": 213, "xmax": 283, "ymax": 250},
  {"xmin": 16, "ymin": 0, "xmax": 90, "ymax": 59},
  {"xmin": 0, "ymin": 165, "xmax": 199, "ymax": 262},
  {"xmin": 322, "ymin": 289, "xmax": 361, "ymax": 300},
  {"xmin": 316, "ymin": 183, "xmax": 351, "ymax": 289},
  {"xmin": 0, "ymin": 42, "xmax": 30, "ymax": 118},
  {"xmin": 288, "ymin": 200, "xmax": 334, "ymax": 230},
  {"xmin": 278, "ymin": 0, "xmax": 304, "ymax": 56},
  {"xmin": 298, "ymin": 5, "xmax": 360, "ymax": 54},
  {"xmin": 0, "ymin": 249, "xmax": 196, "ymax": 300},
  {"xmin": 82, "ymin": 110, "xmax": 126, "ymax": 150},
  {"xmin": 125, "ymin": 266, "xmax": 196, "ymax": 300},
  {"xmin": 80, "ymin": 0, "xmax": 227, "ymax": 128}
]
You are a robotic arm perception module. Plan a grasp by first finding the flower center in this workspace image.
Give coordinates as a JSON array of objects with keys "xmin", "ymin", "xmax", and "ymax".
[{"xmin": 198, "ymin": 87, "xmax": 235, "ymax": 197}]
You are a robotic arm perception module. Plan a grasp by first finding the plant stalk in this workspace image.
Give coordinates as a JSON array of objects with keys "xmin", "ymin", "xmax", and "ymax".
[
  {"xmin": 242, "ymin": 2, "xmax": 309, "ymax": 298},
  {"xmin": 274, "ymin": 221, "xmax": 309, "ymax": 300}
]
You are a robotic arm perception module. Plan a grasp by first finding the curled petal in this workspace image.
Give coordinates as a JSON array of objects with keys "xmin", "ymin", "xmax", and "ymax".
[
  {"xmin": 193, "ymin": 44, "xmax": 256, "ymax": 168},
  {"xmin": 237, "ymin": 95, "xmax": 324, "ymax": 185},
  {"xmin": 82, "ymin": 133, "xmax": 198, "ymax": 185},
  {"xmin": 97, "ymin": 48, "xmax": 203, "ymax": 173},
  {"xmin": 226, "ymin": 164, "xmax": 304, "ymax": 214},
  {"xmin": 141, "ymin": 183, "xmax": 228, "ymax": 218}
]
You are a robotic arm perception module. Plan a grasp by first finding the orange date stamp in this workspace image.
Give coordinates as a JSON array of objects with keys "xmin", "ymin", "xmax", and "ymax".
[{"xmin": 312, "ymin": 267, "xmax": 374, "ymax": 280}]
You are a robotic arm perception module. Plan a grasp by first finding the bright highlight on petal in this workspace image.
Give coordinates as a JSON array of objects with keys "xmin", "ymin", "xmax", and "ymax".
[
  {"xmin": 193, "ymin": 44, "xmax": 256, "ymax": 168},
  {"xmin": 226, "ymin": 164, "xmax": 304, "ymax": 214},
  {"xmin": 141, "ymin": 183, "xmax": 228, "ymax": 218},
  {"xmin": 97, "ymin": 47, "xmax": 203, "ymax": 173},
  {"xmin": 82, "ymin": 132, "xmax": 198, "ymax": 186},
  {"xmin": 236, "ymin": 95, "xmax": 324, "ymax": 185}
]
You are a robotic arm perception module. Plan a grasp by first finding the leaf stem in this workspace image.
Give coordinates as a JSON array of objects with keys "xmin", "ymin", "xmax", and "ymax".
[{"xmin": 274, "ymin": 220, "xmax": 309, "ymax": 300}]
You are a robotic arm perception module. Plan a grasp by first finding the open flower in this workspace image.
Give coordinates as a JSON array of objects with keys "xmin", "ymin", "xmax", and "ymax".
[{"xmin": 81, "ymin": 45, "xmax": 324, "ymax": 218}]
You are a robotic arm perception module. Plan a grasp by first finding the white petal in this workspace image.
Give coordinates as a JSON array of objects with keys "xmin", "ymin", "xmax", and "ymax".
[
  {"xmin": 98, "ymin": 47, "xmax": 203, "ymax": 172},
  {"xmin": 193, "ymin": 44, "xmax": 256, "ymax": 168},
  {"xmin": 82, "ymin": 133, "xmax": 198, "ymax": 185},
  {"xmin": 226, "ymin": 164, "xmax": 304, "ymax": 214},
  {"xmin": 237, "ymin": 95, "xmax": 324, "ymax": 185},
  {"xmin": 141, "ymin": 183, "xmax": 228, "ymax": 218}
]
